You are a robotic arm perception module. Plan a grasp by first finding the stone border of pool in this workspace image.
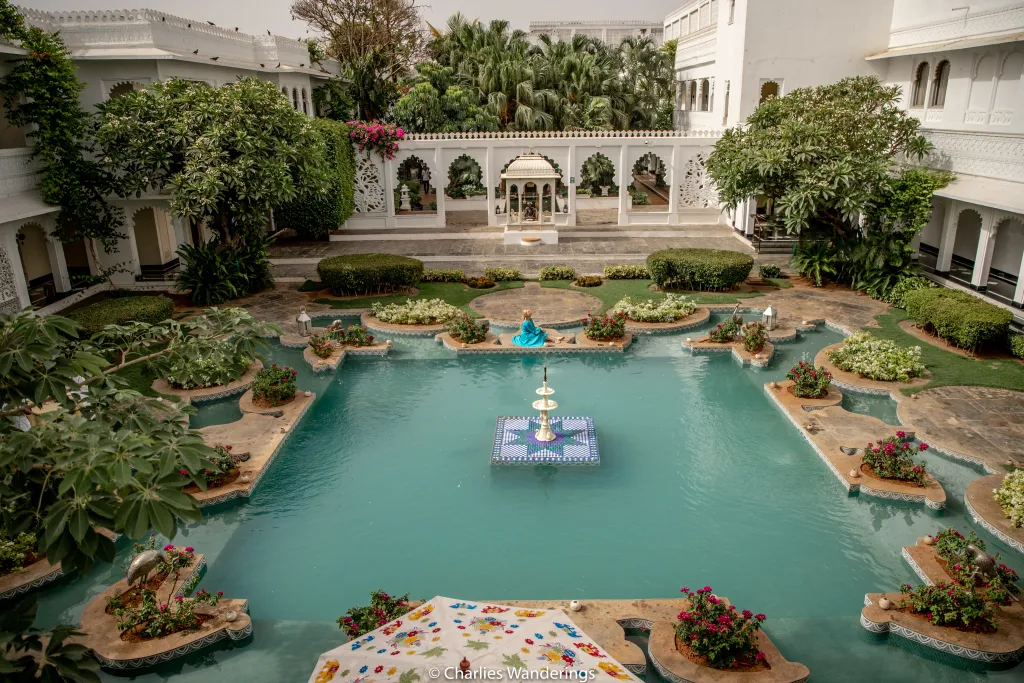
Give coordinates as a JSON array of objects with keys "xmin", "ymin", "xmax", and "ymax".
[
  {"xmin": 966, "ymin": 474, "xmax": 1024, "ymax": 556},
  {"xmin": 301, "ymin": 342, "xmax": 391, "ymax": 372},
  {"xmin": 78, "ymin": 553, "xmax": 252, "ymax": 671},
  {"xmin": 151, "ymin": 360, "xmax": 263, "ymax": 404},
  {"xmin": 193, "ymin": 390, "xmax": 315, "ymax": 507},
  {"xmin": 860, "ymin": 592, "xmax": 1024, "ymax": 665},
  {"xmin": 682, "ymin": 337, "xmax": 775, "ymax": 367},
  {"xmin": 765, "ymin": 380, "xmax": 946, "ymax": 509},
  {"xmin": 361, "ymin": 312, "xmax": 447, "ymax": 337},
  {"xmin": 813, "ymin": 343, "xmax": 931, "ymax": 396},
  {"xmin": 0, "ymin": 557, "xmax": 64, "ymax": 602},
  {"xmin": 435, "ymin": 331, "xmax": 633, "ymax": 354},
  {"xmin": 623, "ymin": 307, "xmax": 710, "ymax": 335}
]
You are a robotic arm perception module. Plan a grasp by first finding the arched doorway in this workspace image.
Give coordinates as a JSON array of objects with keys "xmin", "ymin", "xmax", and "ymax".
[
  {"xmin": 989, "ymin": 217, "xmax": 1024, "ymax": 302},
  {"xmin": 630, "ymin": 152, "xmax": 669, "ymax": 211},
  {"xmin": 16, "ymin": 223, "xmax": 56, "ymax": 306},
  {"xmin": 949, "ymin": 208, "xmax": 982, "ymax": 285},
  {"xmin": 577, "ymin": 152, "xmax": 618, "ymax": 225},
  {"xmin": 132, "ymin": 207, "xmax": 180, "ymax": 279},
  {"xmin": 444, "ymin": 154, "xmax": 487, "ymax": 227},
  {"xmin": 759, "ymin": 81, "xmax": 779, "ymax": 105},
  {"xmin": 395, "ymin": 156, "xmax": 436, "ymax": 213}
]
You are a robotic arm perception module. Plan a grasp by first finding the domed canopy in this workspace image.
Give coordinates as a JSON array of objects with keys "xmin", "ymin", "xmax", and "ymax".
[{"xmin": 501, "ymin": 154, "xmax": 561, "ymax": 180}]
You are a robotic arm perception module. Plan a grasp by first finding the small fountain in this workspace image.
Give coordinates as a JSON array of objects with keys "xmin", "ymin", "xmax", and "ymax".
[{"xmin": 490, "ymin": 366, "xmax": 599, "ymax": 466}]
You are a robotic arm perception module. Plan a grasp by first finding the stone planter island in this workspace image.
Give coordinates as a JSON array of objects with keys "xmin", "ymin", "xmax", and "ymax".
[
  {"xmin": 967, "ymin": 474, "xmax": 1024, "ymax": 556},
  {"xmin": 302, "ymin": 340, "xmax": 391, "ymax": 372},
  {"xmin": 682, "ymin": 335, "xmax": 775, "ymax": 368},
  {"xmin": 151, "ymin": 359, "xmax": 263, "ymax": 404},
  {"xmin": 814, "ymin": 343, "xmax": 931, "ymax": 397},
  {"xmin": 624, "ymin": 307, "xmax": 710, "ymax": 334},
  {"xmin": 360, "ymin": 311, "xmax": 447, "ymax": 337},
  {"xmin": 78, "ymin": 552, "xmax": 251, "ymax": 670},
  {"xmin": 0, "ymin": 554, "xmax": 65, "ymax": 602}
]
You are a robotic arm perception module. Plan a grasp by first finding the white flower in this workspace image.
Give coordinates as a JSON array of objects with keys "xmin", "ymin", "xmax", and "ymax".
[
  {"xmin": 611, "ymin": 294, "xmax": 696, "ymax": 323},
  {"xmin": 827, "ymin": 332, "xmax": 925, "ymax": 382}
]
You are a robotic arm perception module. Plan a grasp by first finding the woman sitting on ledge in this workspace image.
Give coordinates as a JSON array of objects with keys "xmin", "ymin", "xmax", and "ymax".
[{"xmin": 513, "ymin": 309, "xmax": 567, "ymax": 347}]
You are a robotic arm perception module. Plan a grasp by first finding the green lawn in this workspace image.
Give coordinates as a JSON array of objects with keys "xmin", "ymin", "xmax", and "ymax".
[
  {"xmin": 539, "ymin": 280, "xmax": 764, "ymax": 312},
  {"xmin": 870, "ymin": 309, "xmax": 1024, "ymax": 395},
  {"xmin": 313, "ymin": 281, "xmax": 525, "ymax": 316}
]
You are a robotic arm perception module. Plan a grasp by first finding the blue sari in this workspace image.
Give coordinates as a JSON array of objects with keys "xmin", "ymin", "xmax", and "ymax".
[{"xmin": 512, "ymin": 318, "xmax": 547, "ymax": 347}]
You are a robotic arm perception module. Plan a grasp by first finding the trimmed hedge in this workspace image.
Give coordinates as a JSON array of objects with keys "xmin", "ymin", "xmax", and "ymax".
[
  {"xmin": 904, "ymin": 288, "xmax": 1012, "ymax": 351},
  {"xmin": 647, "ymin": 248, "xmax": 754, "ymax": 291},
  {"xmin": 603, "ymin": 264, "xmax": 649, "ymax": 280},
  {"xmin": 317, "ymin": 254, "xmax": 424, "ymax": 295},
  {"xmin": 421, "ymin": 268, "xmax": 464, "ymax": 282},
  {"xmin": 483, "ymin": 267, "xmax": 521, "ymax": 281},
  {"xmin": 273, "ymin": 119, "xmax": 355, "ymax": 240},
  {"xmin": 758, "ymin": 264, "xmax": 782, "ymax": 279},
  {"xmin": 67, "ymin": 295, "xmax": 174, "ymax": 335},
  {"xmin": 1010, "ymin": 333, "xmax": 1024, "ymax": 359},
  {"xmin": 538, "ymin": 265, "xmax": 576, "ymax": 281}
]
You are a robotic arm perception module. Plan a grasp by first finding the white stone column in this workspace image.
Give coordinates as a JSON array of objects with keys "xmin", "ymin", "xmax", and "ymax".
[
  {"xmin": 617, "ymin": 144, "xmax": 629, "ymax": 226},
  {"xmin": 668, "ymin": 144, "xmax": 679, "ymax": 224},
  {"xmin": 124, "ymin": 208, "xmax": 143, "ymax": 278},
  {"xmin": 485, "ymin": 147, "xmax": 496, "ymax": 226},
  {"xmin": 433, "ymin": 145, "xmax": 446, "ymax": 228},
  {"xmin": 970, "ymin": 211, "xmax": 998, "ymax": 290},
  {"xmin": 1014, "ymin": 248, "xmax": 1024, "ymax": 306},
  {"xmin": 935, "ymin": 200, "xmax": 959, "ymax": 274},
  {"xmin": 1, "ymin": 229, "xmax": 31, "ymax": 309},
  {"xmin": 566, "ymin": 144, "xmax": 577, "ymax": 226},
  {"xmin": 45, "ymin": 230, "xmax": 71, "ymax": 292},
  {"xmin": 384, "ymin": 157, "xmax": 396, "ymax": 228}
]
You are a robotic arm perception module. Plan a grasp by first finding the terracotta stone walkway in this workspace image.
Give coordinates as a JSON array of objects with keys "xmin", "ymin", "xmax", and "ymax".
[{"xmin": 469, "ymin": 282, "xmax": 601, "ymax": 324}]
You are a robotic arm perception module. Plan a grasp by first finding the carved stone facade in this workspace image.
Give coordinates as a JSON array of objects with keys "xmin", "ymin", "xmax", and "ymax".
[
  {"xmin": 887, "ymin": 3, "xmax": 1024, "ymax": 49},
  {"xmin": 923, "ymin": 130, "xmax": 1024, "ymax": 183},
  {"xmin": 0, "ymin": 243, "xmax": 20, "ymax": 314},
  {"xmin": 678, "ymin": 153, "xmax": 718, "ymax": 208},
  {"xmin": 353, "ymin": 154, "xmax": 386, "ymax": 214}
]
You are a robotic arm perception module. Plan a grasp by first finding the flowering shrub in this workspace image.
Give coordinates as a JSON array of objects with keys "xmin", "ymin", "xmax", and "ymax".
[
  {"xmin": 464, "ymin": 276, "xmax": 496, "ymax": 289},
  {"xmin": 483, "ymin": 267, "xmax": 521, "ymax": 281},
  {"xmin": 308, "ymin": 333, "xmax": 334, "ymax": 359},
  {"xmin": 758, "ymin": 264, "xmax": 782, "ymax": 279},
  {"xmin": 675, "ymin": 586, "xmax": 766, "ymax": 669},
  {"xmin": 582, "ymin": 312, "xmax": 627, "ymax": 341},
  {"xmin": 827, "ymin": 332, "xmax": 925, "ymax": 382},
  {"xmin": 342, "ymin": 324, "xmax": 374, "ymax": 346},
  {"xmin": 862, "ymin": 432, "xmax": 929, "ymax": 484},
  {"xmin": 181, "ymin": 444, "xmax": 238, "ymax": 488},
  {"xmin": 603, "ymin": 264, "xmax": 649, "ymax": 280},
  {"xmin": 114, "ymin": 580, "xmax": 222, "ymax": 639},
  {"xmin": 786, "ymin": 361, "xmax": 831, "ymax": 398},
  {"xmin": 337, "ymin": 590, "xmax": 411, "ymax": 639},
  {"xmin": 612, "ymin": 294, "xmax": 696, "ymax": 323},
  {"xmin": 371, "ymin": 298, "xmax": 460, "ymax": 325},
  {"xmin": 574, "ymin": 276, "xmax": 602, "ymax": 287},
  {"xmin": 0, "ymin": 533, "xmax": 38, "ymax": 575},
  {"xmin": 708, "ymin": 319, "xmax": 739, "ymax": 343},
  {"xmin": 1011, "ymin": 334, "xmax": 1024, "ymax": 360},
  {"xmin": 348, "ymin": 120, "xmax": 404, "ymax": 160},
  {"xmin": 934, "ymin": 528, "xmax": 1018, "ymax": 599},
  {"xmin": 742, "ymin": 322, "xmax": 767, "ymax": 354},
  {"xmin": 420, "ymin": 268, "xmax": 464, "ymax": 283},
  {"xmin": 898, "ymin": 581, "xmax": 997, "ymax": 630},
  {"xmin": 538, "ymin": 265, "xmax": 576, "ymax": 281},
  {"xmin": 251, "ymin": 364, "xmax": 297, "ymax": 406},
  {"xmin": 162, "ymin": 339, "xmax": 251, "ymax": 389},
  {"xmin": 995, "ymin": 470, "xmax": 1024, "ymax": 529},
  {"xmin": 445, "ymin": 313, "xmax": 488, "ymax": 344}
]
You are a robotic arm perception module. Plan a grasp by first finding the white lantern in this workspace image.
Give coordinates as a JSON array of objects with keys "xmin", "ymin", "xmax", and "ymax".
[
  {"xmin": 762, "ymin": 306, "xmax": 777, "ymax": 331},
  {"xmin": 297, "ymin": 307, "xmax": 312, "ymax": 337}
]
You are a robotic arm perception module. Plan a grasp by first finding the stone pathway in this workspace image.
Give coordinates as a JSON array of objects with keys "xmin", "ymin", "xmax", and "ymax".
[
  {"xmin": 900, "ymin": 386, "xmax": 1024, "ymax": 468},
  {"xmin": 469, "ymin": 282, "xmax": 601, "ymax": 323}
]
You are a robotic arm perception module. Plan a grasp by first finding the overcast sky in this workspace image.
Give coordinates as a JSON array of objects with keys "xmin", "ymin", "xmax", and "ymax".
[{"xmin": 24, "ymin": 0, "xmax": 682, "ymax": 39}]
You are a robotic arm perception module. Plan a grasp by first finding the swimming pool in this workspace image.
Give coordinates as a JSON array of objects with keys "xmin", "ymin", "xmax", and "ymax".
[{"xmin": 33, "ymin": 322, "xmax": 1023, "ymax": 682}]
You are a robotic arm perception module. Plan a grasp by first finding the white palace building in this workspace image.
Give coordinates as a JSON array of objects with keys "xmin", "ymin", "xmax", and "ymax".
[{"xmin": 0, "ymin": 2, "xmax": 1023, "ymax": 316}]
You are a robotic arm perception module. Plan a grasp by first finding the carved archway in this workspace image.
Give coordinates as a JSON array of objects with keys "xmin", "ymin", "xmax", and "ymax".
[
  {"xmin": 445, "ymin": 154, "xmax": 485, "ymax": 199},
  {"xmin": 15, "ymin": 222, "xmax": 54, "ymax": 306},
  {"xmin": 631, "ymin": 152, "xmax": 669, "ymax": 207},
  {"xmin": 396, "ymin": 156, "xmax": 435, "ymax": 213},
  {"xmin": 578, "ymin": 153, "xmax": 617, "ymax": 197}
]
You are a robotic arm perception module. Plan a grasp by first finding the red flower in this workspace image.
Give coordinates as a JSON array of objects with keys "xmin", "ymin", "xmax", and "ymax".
[
  {"xmin": 375, "ymin": 666, "xmax": 384, "ymax": 673},
  {"xmin": 525, "ymin": 638, "xmax": 534, "ymax": 645}
]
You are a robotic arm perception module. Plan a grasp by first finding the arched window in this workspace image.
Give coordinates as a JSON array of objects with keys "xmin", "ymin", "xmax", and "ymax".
[
  {"xmin": 292, "ymin": 87, "xmax": 299, "ymax": 110},
  {"xmin": 699, "ymin": 79, "xmax": 710, "ymax": 111},
  {"xmin": 281, "ymin": 86, "xmax": 288, "ymax": 99},
  {"xmin": 688, "ymin": 81, "xmax": 697, "ymax": 110},
  {"xmin": 911, "ymin": 61, "xmax": 929, "ymax": 107},
  {"xmin": 993, "ymin": 51, "xmax": 1023, "ymax": 119},
  {"xmin": 301, "ymin": 88, "xmax": 309, "ymax": 115},
  {"xmin": 930, "ymin": 61, "xmax": 950, "ymax": 107},
  {"xmin": 759, "ymin": 81, "xmax": 779, "ymax": 104},
  {"xmin": 968, "ymin": 55, "xmax": 996, "ymax": 114}
]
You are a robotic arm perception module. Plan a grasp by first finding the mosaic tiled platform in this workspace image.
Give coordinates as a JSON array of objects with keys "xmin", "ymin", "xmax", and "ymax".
[{"xmin": 491, "ymin": 416, "xmax": 599, "ymax": 465}]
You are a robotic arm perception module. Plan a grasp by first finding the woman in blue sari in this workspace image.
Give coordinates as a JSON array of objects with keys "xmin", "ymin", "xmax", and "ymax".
[{"xmin": 512, "ymin": 309, "xmax": 566, "ymax": 347}]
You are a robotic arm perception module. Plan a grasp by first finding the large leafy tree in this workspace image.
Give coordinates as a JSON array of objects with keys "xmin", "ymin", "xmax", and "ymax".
[
  {"xmin": 0, "ymin": 307, "xmax": 272, "ymax": 680},
  {"xmin": 96, "ymin": 78, "xmax": 328, "ymax": 246},
  {"xmin": 707, "ymin": 76, "xmax": 933, "ymax": 238}
]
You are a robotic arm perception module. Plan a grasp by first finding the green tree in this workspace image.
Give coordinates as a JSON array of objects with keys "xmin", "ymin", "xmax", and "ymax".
[
  {"xmin": 707, "ymin": 76, "xmax": 932, "ymax": 239},
  {"xmin": 393, "ymin": 82, "xmax": 445, "ymax": 132},
  {"xmin": 96, "ymin": 77, "xmax": 328, "ymax": 245},
  {"xmin": 618, "ymin": 36, "xmax": 674, "ymax": 130}
]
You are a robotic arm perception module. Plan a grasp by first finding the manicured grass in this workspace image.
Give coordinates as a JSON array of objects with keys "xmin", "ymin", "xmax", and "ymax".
[
  {"xmin": 764, "ymin": 277, "xmax": 793, "ymax": 289},
  {"xmin": 540, "ymin": 280, "xmax": 763, "ymax": 312},
  {"xmin": 313, "ymin": 281, "xmax": 525, "ymax": 316},
  {"xmin": 870, "ymin": 309, "xmax": 1024, "ymax": 395}
]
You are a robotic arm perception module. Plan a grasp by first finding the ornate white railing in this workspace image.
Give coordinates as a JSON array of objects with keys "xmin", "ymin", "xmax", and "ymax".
[
  {"xmin": 402, "ymin": 129, "xmax": 723, "ymax": 141},
  {"xmin": 887, "ymin": 3, "xmax": 1024, "ymax": 48},
  {"xmin": 0, "ymin": 148, "xmax": 41, "ymax": 197},
  {"xmin": 922, "ymin": 129, "xmax": 1024, "ymax": 183}
]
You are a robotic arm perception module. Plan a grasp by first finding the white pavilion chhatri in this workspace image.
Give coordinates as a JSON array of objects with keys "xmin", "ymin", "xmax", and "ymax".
[{"xmin": 500, "ymin": 153, "xmax": 562, "ymax": 245}]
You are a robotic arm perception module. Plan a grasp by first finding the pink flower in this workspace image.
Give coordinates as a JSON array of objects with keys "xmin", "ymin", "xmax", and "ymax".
[
  {"xmin": 225, "ymin": 445, "xmax": 232, "ymax": 451},
  {"xmin": 896, "ymin": 430, "xmax": 906, "ymax": 438},
  {"xmin": 175, "ymin": 595, "xmax": 184, "ymax": 602},
  {"xmin": 160, "ymin": 603, "xmax": 168, "ymax": 612},
  {"xmin": 184, "ymin": 546, "xmax": 194, "ymax": 552},
  {"xmin": 919, "ymin": 443, "xmax": 929, "ymax": 451},
  {"xmin": 217, "ymin": 591, "xmax": 223, "ymax": 596},
  {"xmin": 164, "ymin": 544, "xmax": 175, "ymax": 551},
  {"xmin": 754, "ymin": 614, "xmax": 766, "ymax": 621},
  {"xmin": 680, "ymin": 587, "xmax": 690, "ymax": 593},
  {"xmin": 180, "ymin": 469, "xmax": 188, "ymax": 475}
]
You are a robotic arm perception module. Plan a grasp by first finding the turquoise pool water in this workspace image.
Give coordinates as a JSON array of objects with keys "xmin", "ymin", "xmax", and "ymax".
[{"xmin": 34, "ymin": 320, "xmax": 1024, "ymax": 682}]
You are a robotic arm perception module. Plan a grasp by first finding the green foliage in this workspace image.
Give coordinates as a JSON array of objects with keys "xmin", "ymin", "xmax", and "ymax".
[
  {"xmin": 421, "ymin": 268, "xmax": 465, "ymax": 282},
  {"xmin": 579, "ymin": 154, "xmax": 618, "ymax": 195},
  {"xmin": 445, "ymin": 313, "xmax": 488, "ymax": 344},
  {"xmin": 573, "ymin": 276, "xmax": 602, "ymax": 287},
  {"xmin": 885, "ymin": 276, "xmax": 933, "ymax": 309},
  {"xmin": 66, "ymin": 296, "xmax": 174, "ymax": 336},
  {"xmin": 97, "ymin": 78, "xmax": 328, "ymax": 244},
  {"xmin": 905, "ymin": 288, "xmax": 1012, "ymax": 351},
  {"xmin": 251, "ymin": 364, "xmax": 297, "ymax": 406},
  {"xmin": 612, "ymin": 294, "xmax": 696, "ymax": 323},
  {"xmin": 538, "ymin": 265, "xmax": 576, "ymax": 281},
  {"xmin": 899, "ymin": 581, "xmax": 998, "ymax": 630},
  {"xmin": 483, "ymin": 267, "xmax": 522, "ymax": 281},
  {"xmin": 790, "ymin": 242, "xmax": 837, "ymax": 287},
  {"xmin": 317, "ymin": 253, "xmax": 424, "ymax": 295},
  {"xmin": 274, "ymin": 119, "xmax": 356, "ymax": 239},
  {"xmin": 1, "ymin": 596, "xmax": 101, "ymax": 683},
  {"xmin": 337, "ymin": 590, "xmax": 411, "ymax": 639},
  {"xmin": 0, "ymin": 5, "xmax": 124, "ymax": 261},
  {"xmin": 742, "ymin": 322, "xmax": 768, "ymax": 354},
  {"xmin": 675, "ymin": 586, "xmax": 766, "ymax": 669},
  {"xmin": 862, "ymin": 433, "xmax": 929, "ymax": 484},
  {"xmin": 603, "ymin": 264, "xmax": 649, "ymax": 279},
  {"xmin": 707, "ymin": 76, "xmax": 931, "ymax": 238},
  {"xmin": 996, "ymin": 470, "xmax": 1024, "ymax": 528},
  {"xmin": 371, "ymin": 298, "xmax": 460, "ymax": 325},
  {"xmin": 758, "ymin": 264, "xmax": 782, "ymax": 279},
  {"xmin": 628, "ymin": 188, "xmax": 650, "ymax": 205},
  {"xmin": 582, "ymin": 312, "xmax": 627, "ymax": 341},
  {"xmin": 176, "ymin": 235, "xmax": 274, "ymax": 306},
  {"xmin": 827, "ymin": 331, "xmax": 926, "ymax": 382},
  {"xmin": 708, "ymin": 319, "xmax": 739, "ymax": 343},
  {"xmin": 0, "ymin": 532, "xmax": 37, "ymax": 575},
  {"xmin": 445, "ymin": 155, "xmax": 486, "ymax": 198},
  {"xmin": 786, "ymin": 361, "xmax": 832, "ymax": 398},
  {"xmin": 312, "ymin": 79, "xmax": 357, "ymax": 121},
  {"xmin": 1011, "ymin": 334, "xmax": 1024, "ymax": 360},
  {"xmin": 647, "ymin": 248, "xmax": 754, "ymax": 291},
  {"xmin": 464, "ymin": 277, "xmax": 495, "ymax": 289}
]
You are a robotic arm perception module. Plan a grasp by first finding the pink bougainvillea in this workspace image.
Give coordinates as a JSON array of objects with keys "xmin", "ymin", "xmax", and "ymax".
[{"xmin": 348, "ymin": 120, "xmax": 404, "ymax": 160}]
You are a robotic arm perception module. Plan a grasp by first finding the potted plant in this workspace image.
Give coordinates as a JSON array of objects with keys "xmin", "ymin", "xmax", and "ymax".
[
  {"xmin": 675, "ymin": 586, "xmax": 768, "ymax": 670},
  {"xmin": 708, "ymin": 319, "xmax": 739, "ymax": 343},
  {"xmin": 785, "ymin": 361, "xmax": 832, "ymax": 398},
  {"xmin": 445, "ymin": 313, "xmax": 488, "ymax": 344},
  {"xmin": 582, "ymin": 312, "xmax": 626, "ymax": 341},
  {"xmin": 861, "ymin": 432, "xmax": 929, "ymax": 484},
  {"xmin": 742, "ymin": 322, "xmax": 767, "ymax": 354},
  {"xmin": 251, "ymin": 364, "xmax": 298, "ymax": 407}
]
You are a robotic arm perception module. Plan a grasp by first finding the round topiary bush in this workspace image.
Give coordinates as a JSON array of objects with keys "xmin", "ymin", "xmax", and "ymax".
[
  {"xmin": 316, "ymin": 254, "xmax": 424, "ymax": 296},
  {"xmin": 66, "ymin": 295, "xmax": 174, "ymax": 336},
  {"xmin": 646, "ymin": 248, "xmax": 754, "ymax": 291}
]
